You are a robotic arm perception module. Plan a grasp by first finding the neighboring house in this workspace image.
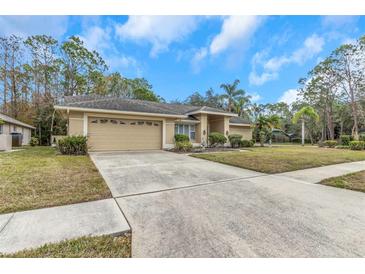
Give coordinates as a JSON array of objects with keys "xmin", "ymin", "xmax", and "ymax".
[
  {"xmin": 0, "ymin": 113, "xmax": 35, "ymax": 150},
  {"xmin": 54, "ymin": 96, "xmax": 252, "ymax": 151}
]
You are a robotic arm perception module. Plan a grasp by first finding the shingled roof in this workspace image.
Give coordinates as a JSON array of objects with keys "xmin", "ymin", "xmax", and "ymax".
[
  {"xmin": 56, "ymin": 95, "xmax": 236, "ymax": 116},
  {"xmin": 229, "ymin": 116, "xmax": 251, "ymax": 125},
  {"xmin": 0, "ymin": 113, "xmax": 35, "ymax": 129}
]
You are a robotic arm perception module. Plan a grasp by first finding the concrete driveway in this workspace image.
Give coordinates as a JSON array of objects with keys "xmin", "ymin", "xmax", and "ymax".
[
  {"xmin": 91, "ymin": 151, "xmax": 365, "ymax": 257},
  {"xmin": 90, "ymin": 150, "xmax": 262, "ymax": 197}
]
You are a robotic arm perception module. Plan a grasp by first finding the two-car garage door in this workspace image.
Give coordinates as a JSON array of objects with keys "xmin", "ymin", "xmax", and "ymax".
[{"xmin": 88, "ymin": 117, "xmax": 162, "ymax": 151}]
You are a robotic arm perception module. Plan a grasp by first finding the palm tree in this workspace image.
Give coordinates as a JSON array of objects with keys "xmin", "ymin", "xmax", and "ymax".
[
  {"xmin": 256, "ymin": 114, "xmax": 281, "ymax": 146},
  {"xmin": 292, "ymin": 106, "xmax": 319, "ymax": 146},
  {"xmin": 234, "ymin": 94, "xmax": 252, "ymax": 117},
  {"xmin": 220, "ymin": 79, "xmax": 245, "ymax": 112}
]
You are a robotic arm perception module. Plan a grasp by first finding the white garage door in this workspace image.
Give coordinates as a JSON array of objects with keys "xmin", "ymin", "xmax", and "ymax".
[{"xmin": 88, "ymin": 117, "xmax": 162, "ymax": 151}]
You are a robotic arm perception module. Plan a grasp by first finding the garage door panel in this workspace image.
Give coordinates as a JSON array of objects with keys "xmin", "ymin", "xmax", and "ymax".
[{"xmin": 88, "ymin": 118, "xmax": 162, "ymax": 151}]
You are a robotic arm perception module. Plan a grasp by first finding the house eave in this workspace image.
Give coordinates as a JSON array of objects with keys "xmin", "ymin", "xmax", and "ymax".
[
  {"xmin": 185, "ymin": 110, "xmax": 238, "ymax": 117},
  {"xmin": 229, "ymin": 123, "xmax": 251, "ymax": 127},
  {"xmin": 54, "ymin": 105, "xmax": 187, "ymax": 119}
]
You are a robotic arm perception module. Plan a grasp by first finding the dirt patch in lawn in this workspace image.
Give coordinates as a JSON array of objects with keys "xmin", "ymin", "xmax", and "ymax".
[
  {"xmin": 191, "ymin": 146, "xmax": 365, "ymax": 173},
  {"xmin": 0, "ymin": 147, "xmax": 111, "ymax": 214}
]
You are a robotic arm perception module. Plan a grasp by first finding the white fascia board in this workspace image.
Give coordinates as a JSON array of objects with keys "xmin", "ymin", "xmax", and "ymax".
[
  {"xmin": 229, "ymin": 123, "xmax": 251, "ymax": 127},
  {"xmin": 185, "ymin": 110, "xmax": 238, "ymax": 117},
  {"xmin": 54, "ymin": 105, "xmax": 187, "ymax": 119}
]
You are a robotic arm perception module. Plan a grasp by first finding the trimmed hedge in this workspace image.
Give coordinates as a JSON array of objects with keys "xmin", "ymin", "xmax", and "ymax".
[
  {"xmin": 349, "ymin": 141, "xmax": 365, "ymax": 150},
  {"xmin": 339, "ymin": 135, "xmax": 352, "ymax": 146},
  {"xmin": 323, "ymin": 140, "xmax": 337, "ymax": 148},
  {"xmin": 174, "ymin": 134, "xmax": 189, "ymax": 142},
  {"xmin": 58, "ymin": 135, "xmax": 88, "ymax": 155},
  {"xmin": 208, "ymin": 132, "xmax": 227, "ymax": 147},
  {"xmin": 240, "ymin": 139, "xmax": 254, "ymax": 147},
  {"xmin": 228, "ymin": 134, "xmax": 242, "ymax": 148},
  {"xmin": 175, "ymin": 141, "xmax": 193, "ymax": 152}
]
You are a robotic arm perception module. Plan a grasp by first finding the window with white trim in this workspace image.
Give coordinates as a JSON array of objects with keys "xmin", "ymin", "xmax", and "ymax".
[{"xmin": 174, "ymin": 124, "xmax": 196, "ymax": 141}]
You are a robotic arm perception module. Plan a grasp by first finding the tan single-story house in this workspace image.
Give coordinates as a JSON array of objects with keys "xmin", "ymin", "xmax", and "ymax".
[
  {"xmin": 0, "ymin": 113, "xmax": 35, "ymax": 151},
  {"xmin": 54, "ymin": 96, "xmax": 252, "ymax": 151}
]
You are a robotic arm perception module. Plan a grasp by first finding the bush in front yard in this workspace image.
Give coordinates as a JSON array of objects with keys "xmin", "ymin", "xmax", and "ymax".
[
  {"xmin": 228, "ymin": 134, "xmax": 242, "ymax": 148},
  {"xmin": 208, "ymin": 132, "xmax": 227, "ymax": 147},
  {"xmin": 174, "ymin": 134, "xmax": 189, "ymax": 142},
  {"xmin": 58, "ymin": 135, "xmax": 88, "ymax": 155},
  {"xmin": 359, "ymin": 134, "xmax": 365, "ymax": 142},
  {"xmin": 339, "ymin": 135, "xmax": 352, "ymax": 146},
  {"xmin": 29, "ymin": 137, "xmax": 39, "ymax": 146},
  {"xmin": 349, "ymin": 141, "xmax": 365, "ymax": 150},
  {"xmin": 323, "ymin": 140, "xmax": 337, "ymax": 148},
  {"xmin": 175, "ymin": 141, "xmax": 193, "ymax": 152},
  {"xmin": 240, "ymin": 139, "xmax": 254, "ymax": 147}
]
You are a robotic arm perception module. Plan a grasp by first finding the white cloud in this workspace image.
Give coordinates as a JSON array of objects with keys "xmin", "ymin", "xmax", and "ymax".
[
  {"xmin": 0, "ymin": 16, "xmax": 69, "ymax": 38},
  {"xmin": 191, "ymin": 47, "xmax": 208, "ymax": 73},
  {"xmin": 249, "ymin": 92, "xmax": 261, "ymax": 102},
  {"xmin": 79, "ymin": 25, "xmax": 112, "ymax": 53},
  {"xmin": 249, "ymin": 71, "xmax": 278, "ymax": 86},
  {"xmin": 278, "ymin": 89, "xmax": 302, "ymax": 105},
  {"xmin": 249, "ymin": 34, "xmax": 325, "ymax": 86},
  {"xmin": 291, "ymin": 34, "xmax": 324, "ymax": 64},
  {"xmin": 209, "ymin": 16, "xmax": 264, "ymax": 56},
  {"xmin": 79, "ymin": 22, "xmax": 141, "ymax": 75},
  {"xmin": 115, "ymin": 16, "xmax": 200, "ymax": 57},
  {"xmin": 322, "ymin": 16, "xmax": 359, "ymax": 28},
  {"xmin": 190, "ymin": 16, "xmax": 264, "ymax": 73}
]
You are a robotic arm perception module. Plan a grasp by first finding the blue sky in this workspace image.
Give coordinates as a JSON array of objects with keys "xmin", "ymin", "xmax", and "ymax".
[{"xmin": 0, "ymin": 15, "xmax": 364, "ymax": 104}]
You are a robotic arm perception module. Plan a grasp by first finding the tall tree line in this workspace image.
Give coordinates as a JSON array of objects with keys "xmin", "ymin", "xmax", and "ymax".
[
  {"xmin": 0, "ymin": 34, "xmax": 162, "ymax": 144},
  {"xmin": 179, "ymin": 35, "xmax": 365, "ymax": 143}
]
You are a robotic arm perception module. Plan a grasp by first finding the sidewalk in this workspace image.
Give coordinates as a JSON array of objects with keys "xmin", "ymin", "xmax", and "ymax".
[
  {"xmin": 0, "ymin": 199, "xmax": 130, "ymax": 254},
  {"xmin": 277, "ymin": 160, "xmax": 365, "ymax": 183}
]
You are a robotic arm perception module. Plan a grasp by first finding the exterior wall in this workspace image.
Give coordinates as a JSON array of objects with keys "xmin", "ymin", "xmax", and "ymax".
[
  {"xmin": 68, "ymin": 111, "xmax": 84, "ymax": 136},
  {"xmin": 209, "ymin": 119, "xmax": 224, "ymax": 133},
  {"xmin": 165, "ymin": 118, "xmax": 175, "ymax": 145},
  {"xmin": 1, "ymin": 123, "xmax": 11, "ymax": 134},
  {"xmin": 0, "ymin": 134, "xmax": 12, "ymax": 151},
  {"xmin": 67, "ymin": 110, "xmax": 178, "ymax": 149},
  {"xmin": 224, "ymin": 117, "xmax": 230, "ymax": 138},
  {"xmin": 22, "ymin": 128, "xmax": 31, "ymax": 145},
  {"xmin": 0, "ymin": 122, "xmax": 33, "ymax": 146},
  {"xmin": 195, "ymin": 113, "xmax": 207, "ymax": 146},
  {"xmin": 229, "ymin": 125, "xmax": 253, "ymax": 140}
]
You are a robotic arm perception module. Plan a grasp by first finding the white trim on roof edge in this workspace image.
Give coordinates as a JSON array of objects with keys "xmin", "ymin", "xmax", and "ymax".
[
  {"xmin": 185, "ymin": 110, "xmax": 237, "ymax": 117},
  {"xmin": 54, "ymin": 105, "xmax": 187, "ymax": 119},
  {"xmin": 229, "ymin": 123, "xmax": 251, "ymax": 127}
]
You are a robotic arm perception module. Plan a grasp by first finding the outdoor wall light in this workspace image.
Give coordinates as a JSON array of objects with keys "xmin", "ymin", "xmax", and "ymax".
[
  {"xmin": 203, "ymin": 130, "xmax": 206, "ymax": 135},
  {"xmin": 226, "ymin": 130, "xmax": 229, "ymax": 135}
]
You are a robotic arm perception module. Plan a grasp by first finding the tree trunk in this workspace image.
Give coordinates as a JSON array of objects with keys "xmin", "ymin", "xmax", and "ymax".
[
  {"xmin": 301, "ymin": 119, "xmax": 305, "ymax": 146},
  {"xmin": 326, "ymin": 105, "xmax": 335, "ymax": 140},
  {"xmin": 2, "ymin": 47, "xmax": 8, "ymax": 113}
]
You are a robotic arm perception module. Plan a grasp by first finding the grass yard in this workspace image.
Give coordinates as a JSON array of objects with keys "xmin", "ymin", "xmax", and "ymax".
[
  {"xmin": 0, "ymin": 234, "xmax": 131, "ymax": 258},
  {"xmin": 320, "ymin": 171, "xmax": 365, "ymax": 193},
  {"xmin": 192, "ymin": 146, "xmax": 365, "ymax": 173},
  {"xmin": 0, "ymin": 146, "xmax": 111, "ymax": 214}
]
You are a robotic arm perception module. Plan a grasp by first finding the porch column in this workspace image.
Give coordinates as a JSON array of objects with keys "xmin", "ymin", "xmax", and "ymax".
[{"xmin": 198, "ymin": 113, "xmax": 208, "ymax": 146}]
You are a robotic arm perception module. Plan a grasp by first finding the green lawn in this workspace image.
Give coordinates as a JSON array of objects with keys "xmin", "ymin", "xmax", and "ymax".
[
  {"xmin": 320, "ymin": 171, "xmax": 365, "ymax": 193},
  {"xmin": 192, "ymin": 146, "xmax": 365, "ymax": 173},
  {"xmin": 0, "ymin": 146, "xmax": 111, "ymax": 214},
  {"xmin": 0, "ymin": 234, "xmax": 131, "ymax": 258}
]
